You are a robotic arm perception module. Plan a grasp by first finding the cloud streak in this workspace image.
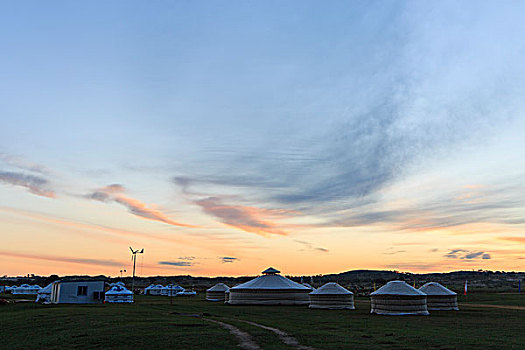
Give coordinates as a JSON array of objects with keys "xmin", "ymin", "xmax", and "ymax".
[
  {"xmin": 159, "ymin": 261, "xmax": 195, "ymax": 267},
  {"xmin": 0, "ymin": 250, "xmax": 122, "ymax": 267},
  {"xmin": 87, "ymin": 184, "xmax": 196, "ymax": 228},
  {"xmin": 0, "ymin": 171, "xmax": 55, "ymax": 198}
]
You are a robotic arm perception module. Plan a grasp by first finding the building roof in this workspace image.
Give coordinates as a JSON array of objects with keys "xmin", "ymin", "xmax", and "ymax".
[
  {"xmin": 310, "ymin": 282, "xmax": 352, "ymax": 295},
  {"xmin": 231, "ymin": 273, "xmax": 309, "ymax": 290},
  {"xmin": 371, "ymin": 280, "xmax": 426, "ymax": 296},
  {"xmin": 419, "ymin": 282, "xmax": 457, "ymax": 295},
  {"xmin": 207, "ymin": 283, "xmax": 230, "ymax": 292}
]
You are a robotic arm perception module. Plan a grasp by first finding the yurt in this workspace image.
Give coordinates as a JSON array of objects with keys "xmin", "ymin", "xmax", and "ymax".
[
  {"xmin": 419, "ymin": 282, "xmax": 459, "ymax": 311},
  {"xmin": 370, "ymin": 280, "xmax": 429, "ymax": 316},
  {"xmin": 147, "ymin": 284, "xmax": 164, "ymax": 296},
  {"xmin": 162, "ymin": 284, "xmax": 184, "ymax": 296},
  {"xmin": 36, "ymin": 284, "xmax": 53, "ymax": 303},
  {"xmin": 309, "ymin": 282, "xmax": 355, "ymax": 310},
  {"xmin": 206, "ymin": 283, "xmax": 230, "ymax": 301},
  {"xmin": 105, "ymin": 285, "xmax": 133, "ymax": 303},
  {"xmin": 227, "ymin": 267, "xmax": 311, "ymax": 305}
]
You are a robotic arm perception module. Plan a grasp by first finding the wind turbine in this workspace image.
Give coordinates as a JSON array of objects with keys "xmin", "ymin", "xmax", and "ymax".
[{"xmin": 129, "ymin": 246, "xmax": 144, "ymax": 293}]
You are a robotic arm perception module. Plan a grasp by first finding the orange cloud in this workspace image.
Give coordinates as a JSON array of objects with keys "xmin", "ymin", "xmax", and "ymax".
[
  {"xmin": 87, "ymin": 184, "xmax": 196, "ymax": 228},
  {"xmin": 499, "ymin": 237, "xmax": 525, "ymax": 243},
  {"xmin": 195, "ymin": 197, "xmax": 294, "ymax": 236}
]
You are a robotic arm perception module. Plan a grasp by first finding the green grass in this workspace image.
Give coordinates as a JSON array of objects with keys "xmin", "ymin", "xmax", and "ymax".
[{"xmin": 0, "ymin": 294, "xmax": 523, "ymax": 349}]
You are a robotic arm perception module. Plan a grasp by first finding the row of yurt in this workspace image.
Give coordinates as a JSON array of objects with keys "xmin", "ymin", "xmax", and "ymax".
[
  {"xmin": 206, "ymin": 283, "xmax": 230, "ymax": 301},
  {"xmin": 370, "ymin": 281, "xmax": 458, "ymax": 315},
  {"xmin": 105, "ymin": 285, "xmax": 133, "ymax": 303},
  {"xmin": 12, "ymin": 284, "xmax": 42, "ymax": 294},
  {"xmin": 227, "ymin": 268, "xmax": 311, "ymax": 305}
]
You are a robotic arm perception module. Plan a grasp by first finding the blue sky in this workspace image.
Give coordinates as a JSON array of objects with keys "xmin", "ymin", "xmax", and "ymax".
[{"xmin": 0, "ymin": 1, "xmax": 524, "ymax": 276}]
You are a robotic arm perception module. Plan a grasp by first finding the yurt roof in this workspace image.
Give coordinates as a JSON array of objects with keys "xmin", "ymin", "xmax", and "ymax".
[
  {"xmin": 419, "ymin": 282, "xmax": 456, "ymax": 295},
  {"xmin": 302, "ymin": 283, "xmax": 314, "ymax": 290},
  {"xmin": 232, "ymin": 274, "xmax": 309, "ymax": 290},
  {"xmin": 207, "ymin": 283, "xmax": 230, "ymax": 292},
  {"xmin": 106, "ymin": 286, "xmax": 133, "ymax": 295},
  {"xmin": 310, "ymin": 282, "xmax": 352, "ymax": 295},
  {"xmin": 371, "ymin": 281, "xmax": 426, "ymax": 296},
  {"xmin": 20, "ymin": 284, "xmax": 31, "ymax": 288},
  {"xmin": 262, "ymin": 267, "xmax": 280, "ymax": 274}
]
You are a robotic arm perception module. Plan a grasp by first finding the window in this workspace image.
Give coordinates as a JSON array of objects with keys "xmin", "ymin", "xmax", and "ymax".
[{"xmin": 77, "ymin": 286, "xmax": 88, "ymax": 296}]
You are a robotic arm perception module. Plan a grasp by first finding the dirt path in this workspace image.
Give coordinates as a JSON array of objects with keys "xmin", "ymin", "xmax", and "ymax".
[
  {"xmin": 232, "ymin": 318, "xmax": 315, "ymax": 350},
  {"xmin": 203, "ymin": 318, "xmax": 261, "ymax": 350},
  {"xmin": 461, "ymin": 303, "xmax": 525, "ymax": 311}
]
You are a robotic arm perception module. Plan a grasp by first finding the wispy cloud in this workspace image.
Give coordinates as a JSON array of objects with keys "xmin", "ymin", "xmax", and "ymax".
[
  {"xmin": 0, "ymin": 153, "xmax": 50, "ymax": 175},
  {"xmin": 294, "ymin": 240, "xmax": 329, "ymax": 253},
  {"xmin": 0, "ymin": 250, "xmax": 122, "ymax": 267},
  {"xmin": 194, "ymin": 196, "xmax": 292, "ymax": 236},
  {"xmin": 0, "ymin": 171, "xmax": 55, "ymax": 198},
  {"xmin": 220, "ymin": 256, "xmax": 239, "ymax": 263},
  {"xmin": 86, "ymin": 184, "xmax": 196, "ymax": 228},
  {"xmin": 159, "ymin": 261, "xmax": 195, "ymax": 267}
]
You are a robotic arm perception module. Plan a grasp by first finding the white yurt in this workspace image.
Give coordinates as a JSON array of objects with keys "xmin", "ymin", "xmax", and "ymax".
[
  {"xmin": 370, "ymin": 281, "xmax": 429, "ymax": 316},
  {"xmin": 162, "ymin": 284, "xmax": 184, "ymax": 296},
  {"xmin": 105, "ymin": 285, "xmax": 133, "ymax": 303},
  {"xmin": 206, "ymin": 283, "xmax": 230, "ymax": 301},
  {"xmin": 36, "ymin": 284, "xmax": 53, "ymax": 303},
  {"xmin": 302, "ymin": 283, "xmax": 315, "ymax": 291},
  {"xmin": 147, "ymin": 284, "xmax": 164, "ymax": 296},
  {"xmin": 419, "ymin": 282, "xmax": 459, "ymax": 311},
  {"xmin": 227, "ymin": 267, "xmax": 311, "ymax": 305},
  {"xmin": 309, "ymin": 282, "xmax": 355, "ymax": 309},
  {"xmin": 143, "ymin": 284, "xmax": 155, "ymax": 295}
]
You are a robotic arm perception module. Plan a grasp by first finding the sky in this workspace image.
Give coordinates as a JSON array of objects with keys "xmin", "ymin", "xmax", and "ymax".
[{"xmin": 1, "ymin": 1, "xmax": 524, "ymax": 277}]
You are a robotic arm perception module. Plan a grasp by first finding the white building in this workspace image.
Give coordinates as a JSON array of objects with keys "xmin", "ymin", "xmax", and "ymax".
[{"xmin": 50, "ymin": 280, "xmax": 105, "ymax": 304}]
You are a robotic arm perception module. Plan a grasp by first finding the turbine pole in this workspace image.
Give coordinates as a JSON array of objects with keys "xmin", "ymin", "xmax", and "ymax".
[{"xmin": 130, "ymin": 247, "xmax": 144, "ymax": 294}]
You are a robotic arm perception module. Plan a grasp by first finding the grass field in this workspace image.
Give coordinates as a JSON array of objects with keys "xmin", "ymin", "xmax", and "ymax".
[{"xmin": 0, "ymin": 293, "xmax": 523, "ymax": 349}]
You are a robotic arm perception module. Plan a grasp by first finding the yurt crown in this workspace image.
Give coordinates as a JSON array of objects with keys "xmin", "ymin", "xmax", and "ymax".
[{"xmin": 262, "ymin": 267, "xmax": 280, "ymax": 275}]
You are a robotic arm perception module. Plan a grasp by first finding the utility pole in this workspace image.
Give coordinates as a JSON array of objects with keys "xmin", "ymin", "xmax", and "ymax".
[{"xmin": 129, "ymin": 247, "xmax": 144, "ymax": 294}]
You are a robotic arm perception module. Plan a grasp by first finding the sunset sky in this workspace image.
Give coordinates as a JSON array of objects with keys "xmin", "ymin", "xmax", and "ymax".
[{"xmin": 1, "ymin": 1, "xmax": 524, "ymax": 277}]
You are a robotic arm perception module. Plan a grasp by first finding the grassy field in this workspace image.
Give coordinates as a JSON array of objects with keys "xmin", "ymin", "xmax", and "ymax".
[{"xmin": 0, "ymin": 293, "xmax": 523, "ymax": 349}]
